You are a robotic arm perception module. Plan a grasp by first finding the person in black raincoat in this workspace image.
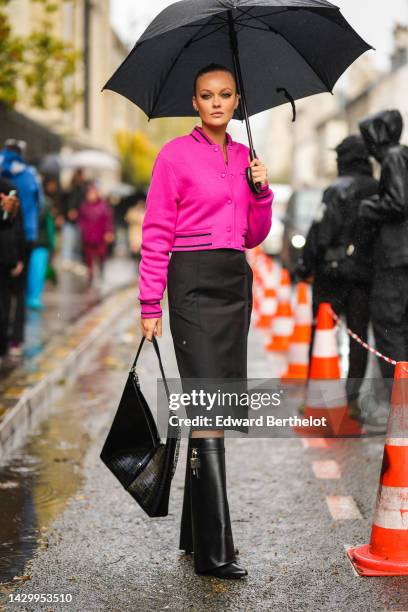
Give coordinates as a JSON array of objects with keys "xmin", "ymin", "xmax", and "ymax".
[
  {"xmin": 359, "ymin": 109, "xmax": 408, "ymax": 384},
  {"xmin": 0, "ymin": 179, "xmax": 25, "ymax": 364},
  {"xmin": 296, "ymin": 135, "xmax": 378, "ymax": 410}
]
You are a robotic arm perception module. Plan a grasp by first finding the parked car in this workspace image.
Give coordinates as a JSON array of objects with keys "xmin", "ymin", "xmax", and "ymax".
[{"xmin": 281, "ymin": 188, "xmax": 323, "ymax": 273}]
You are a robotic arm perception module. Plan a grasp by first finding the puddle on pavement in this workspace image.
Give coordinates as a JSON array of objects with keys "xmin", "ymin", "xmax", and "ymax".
[
  {"xmin": 0, "ymin": 390, "xmax": 92, "ymax": 585},
  {"xmin": 0, "ymin": 323, "xmax": 136, "ymax": 587}
]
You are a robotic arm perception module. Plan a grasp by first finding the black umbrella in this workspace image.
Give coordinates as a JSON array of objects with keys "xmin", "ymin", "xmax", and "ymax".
[{"xmin": 103, "ymin": 0, "xmax": 372, "ymax": 193}]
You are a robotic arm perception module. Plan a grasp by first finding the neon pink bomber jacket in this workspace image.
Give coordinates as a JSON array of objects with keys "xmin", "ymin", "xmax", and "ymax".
[{"xmin": 138, "ymin": 125, "xmax": 274, "ymax": 318}]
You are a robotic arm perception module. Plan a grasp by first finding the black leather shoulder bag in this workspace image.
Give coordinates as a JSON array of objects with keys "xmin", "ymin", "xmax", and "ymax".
[{"xmin": 100, "ymin": 335, "xmax": 180, "ymax": 517}]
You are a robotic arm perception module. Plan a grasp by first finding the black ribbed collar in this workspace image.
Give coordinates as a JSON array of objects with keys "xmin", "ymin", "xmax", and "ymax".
[{"xmin": 190, "ymin": 125, "xmax": 233, "ymax": 148}]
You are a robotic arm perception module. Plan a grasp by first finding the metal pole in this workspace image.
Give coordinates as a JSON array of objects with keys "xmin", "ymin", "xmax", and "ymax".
[{"xmin": 227, "ymin": 10, "xmax": 256, "ymax": 161}]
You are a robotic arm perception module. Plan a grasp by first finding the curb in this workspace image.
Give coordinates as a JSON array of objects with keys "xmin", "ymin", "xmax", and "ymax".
[{"xmin": 0, "ymin": 286, "xmax": 136, "ymax": 463}]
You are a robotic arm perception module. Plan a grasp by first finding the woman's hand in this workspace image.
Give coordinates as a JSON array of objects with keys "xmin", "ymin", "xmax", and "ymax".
[
  {"xmin": 248, "ymin": 156, "xmax": 268, "ymax": 187},
  {"xmin": 10, "ymin": 261, "xmax": 24, "ymax": 277},
  {"xmin": 141, "ymin": 317, "xmax": 162, "ymax": 342}
]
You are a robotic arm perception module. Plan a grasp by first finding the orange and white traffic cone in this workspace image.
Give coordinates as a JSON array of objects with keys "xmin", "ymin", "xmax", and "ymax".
[
  {"xmin": 251, "ymin": 275, "xmax": 261, "ymax": 315},
  {"xmin": 252, "ymin": 259, "xmax": 268, "ymax": 316},
  {"xmin": 309, "ymin": 302, "xmax": 339, "ymax": 379},
  {"xmin": 249, "ymin": 245, "xmax": 263, "ymax": 263},
  {"xmin": 347, "ymin": 362, "xmax": 408, "ymax": 575},
  {"xmin": 296, "ymin": 302, "xmax": 362, "ymax": 436},
  {"xmin": 250, "ymin": 258, "xmax": 263, "ymax": 318},
  {"xmin": 255, "ymin": 261, "xmax": 279, "ymax": 329},
  {"xmin": 265, "ymin": 268, "xmax": 294, "ymax": 352},
  {"xmin": 281, "ymin": 283, "xmax": 312, "ymax": 383}
]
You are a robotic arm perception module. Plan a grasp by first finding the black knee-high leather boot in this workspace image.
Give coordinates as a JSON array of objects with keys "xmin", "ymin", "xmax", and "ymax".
[
  {"xmin": 179, "ymin": 437, "xmax": 240, "ymax": 557},
  {"xmin": 190, "ymin": 437, "xmax": 247, "ymax": 578}
]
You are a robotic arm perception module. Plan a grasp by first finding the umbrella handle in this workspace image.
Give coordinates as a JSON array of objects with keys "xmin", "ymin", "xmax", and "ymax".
[
  {"xmin": 246, "ymin": 168, "xmax": 263, "ymax": 194},
  {"xmin": 246, "ymin": 148, "xmax": 263, "ymax": 194}
]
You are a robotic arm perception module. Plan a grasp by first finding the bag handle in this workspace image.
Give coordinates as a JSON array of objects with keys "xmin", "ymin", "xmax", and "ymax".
[{"xmin": 131, "ymin": 336, "xmax": 170, "ymax": 401}]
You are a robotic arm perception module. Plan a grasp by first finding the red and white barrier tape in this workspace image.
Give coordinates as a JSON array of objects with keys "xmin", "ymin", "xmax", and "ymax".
[{"xmin": 328, "ymin": 307, "xmax": 397, "ymax": 367}]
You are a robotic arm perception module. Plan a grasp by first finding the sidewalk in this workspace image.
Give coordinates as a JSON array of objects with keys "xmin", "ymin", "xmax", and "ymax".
[{"xmin": 0, "ymin": 256, "xmax": 138, "ymax": 460}]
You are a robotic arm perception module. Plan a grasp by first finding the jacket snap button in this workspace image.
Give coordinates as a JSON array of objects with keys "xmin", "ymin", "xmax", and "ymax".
[
  {"xmin": 226, "ymin": 226, "xmax": 231, "ymax": 232},
  {"xmin": 227, "ymin": 199, "xmax": 232, "ymax": 205},
  {"xmin": 221, "ymin": 173, "xmax": 226, "ymax": 178},
  {"xmin": 214, "ymin": 147, "xmax": 219, "ymax": 152}
]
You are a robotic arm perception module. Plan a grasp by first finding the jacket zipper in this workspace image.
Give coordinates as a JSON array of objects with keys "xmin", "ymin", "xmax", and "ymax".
[{"xmin": 190, "ymin": 446, "xmax": 226, "ymax": 478}]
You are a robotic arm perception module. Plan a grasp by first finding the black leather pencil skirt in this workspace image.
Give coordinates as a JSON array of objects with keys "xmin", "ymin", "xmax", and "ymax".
[{"xmin": 167, "ymin": 248, "xmax": 253, "ymax": 432}]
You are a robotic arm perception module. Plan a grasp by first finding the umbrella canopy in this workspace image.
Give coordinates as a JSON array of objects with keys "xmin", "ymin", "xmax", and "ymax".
[
  {"xmin": 103, "ymin": 0, "xmax": 372, "ymax": 121},
  {"xmin": 60, "ymin": 149, "xmax": 120, "ymax": 172},
  {"xmin": 108, "ymin": 182, "xmax": 137, "ymax": 198}
]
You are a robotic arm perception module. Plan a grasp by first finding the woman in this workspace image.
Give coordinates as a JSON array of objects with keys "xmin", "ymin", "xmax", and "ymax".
[
  {"xmin": 138, "ymin": 63, "xmax": 273, "ymax": 579},
  {"xmin": 60, "ymin": 168, "xmax": 87, "ymax": 267},
  {"xmin": 78, "ymin": 182, "xmax": 114, "ymax": 284}
]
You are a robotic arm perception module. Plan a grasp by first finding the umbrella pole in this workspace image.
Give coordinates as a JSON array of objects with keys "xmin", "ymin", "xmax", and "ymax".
[
  {"xmin": 227, "ymin": 10, "xmax": 256, "ymax": 161},
  {"xmin": 227, "ymin": 10, "xmax": 262, "ymax": 194}
]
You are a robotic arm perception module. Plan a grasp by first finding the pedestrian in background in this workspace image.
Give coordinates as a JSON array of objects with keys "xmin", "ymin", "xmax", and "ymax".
[
  {"xmin": 296, "ymin": 135, "xmax": 378, "ymax": 414},
  {"xmin": 26, "ymin": 178, "xmax": 57, "ymax": 310},
  {"xmin": 78, "ymin": 182, "xmax": 114, "ymax": 284},
  {"xmin": 41, "ymin": 177, "xmax": 60, "ymax": 286},
  {"xmin": 359, "ymin": 109, "xmax": 408, "ymax": 389},
  {"xmin": 124, "ymin": 191, "xmax": 146, "ymax": 265},
  {"xmin": 60, "ymin": 168, "xmax": 87, "ymax": 268},
  {"xmin": 0, "ymin": 181, "xmax": 25, "ymax": 366},
  {"xmin": 0, "ymin": 139, "xmax": 41, "ymax": 356}
]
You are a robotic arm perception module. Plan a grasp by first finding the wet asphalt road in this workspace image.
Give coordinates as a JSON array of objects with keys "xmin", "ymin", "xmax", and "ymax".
[{"xmin": 1, "ymin": 307, "xmax": 407, "ymax": 612}]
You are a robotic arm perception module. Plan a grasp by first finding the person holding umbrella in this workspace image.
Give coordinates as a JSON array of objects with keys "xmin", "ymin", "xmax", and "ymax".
[
  {"xmin": 138, "ymin": 63, "xmax": 273, "ymax": 579},
  {"xmin": 103, "ymin": 0, "xmax": 372, "ymax": 581}
]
